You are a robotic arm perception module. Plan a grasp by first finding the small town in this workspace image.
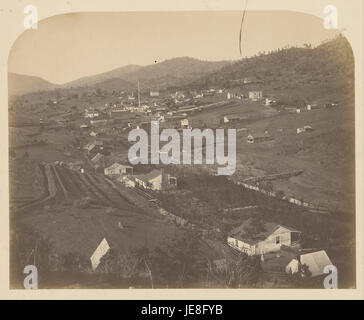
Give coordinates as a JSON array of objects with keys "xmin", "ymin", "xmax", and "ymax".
[{"xmin": 8, "ymin": 12, "xmax": 355, "ymax": 290}]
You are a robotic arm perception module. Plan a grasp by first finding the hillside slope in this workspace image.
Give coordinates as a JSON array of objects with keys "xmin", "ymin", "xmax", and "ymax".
[
  {"xmin": 189, "ymin": 35, "xmax": 354, "ymax": 102},
  {"xmin": 64, "ymin": 64, "xmax": 142, "ymax": 88},
  {"xmin": 8, "ymin": 72, "xmax": 58, "ymax": 96}
]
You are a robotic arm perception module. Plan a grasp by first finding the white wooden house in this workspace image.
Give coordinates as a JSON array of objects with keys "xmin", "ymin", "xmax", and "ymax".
[
  {"xmin": 150, "ymin": 90, "xmax": 159, "ymax": 97},
  {"xmin": 180, "ymin": 118, "xmax": 189, "ymax": 129},
  {"xmin": 104, "ymin": 163, "xmax": 133, "ymax": 177},
  {"xmin": 227, "ymin": 218, "xmax": 300, "ymax": 256},
  {"xmin": 134, "ymin": 169, "xmax": 177, "ymax": 191},
  {"xmin": 134, "ymin": 169, "xmax": 163, "ymax": 190},
  {"xmin": 249, "ymin": 91, "xmax": 263, "ymax": 101}
]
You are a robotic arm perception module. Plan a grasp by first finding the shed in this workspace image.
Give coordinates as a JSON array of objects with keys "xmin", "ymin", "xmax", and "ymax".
[
  {"xmin": 285, "ymin": 250, "xmax": 333, "ymax": 277},
  {"xmin": 90, "ymin": 238, "xmax": 110, "ymax": 271}
]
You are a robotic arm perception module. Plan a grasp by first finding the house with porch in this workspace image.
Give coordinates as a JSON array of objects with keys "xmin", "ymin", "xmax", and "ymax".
[{"xmin": 227, "ymin": 218, "xmax": 301, "ymax": 256}]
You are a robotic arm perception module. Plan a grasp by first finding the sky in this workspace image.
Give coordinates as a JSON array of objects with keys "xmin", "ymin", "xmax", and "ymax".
[{"xmin": 8, "ymin": 11, "xmax": 339, "ymax": 84}]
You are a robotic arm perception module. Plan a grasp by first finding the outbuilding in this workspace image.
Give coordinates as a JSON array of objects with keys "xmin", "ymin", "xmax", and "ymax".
[{"xmin": 285, "ymin": 250, "xmax": 333, "ymax": 277}]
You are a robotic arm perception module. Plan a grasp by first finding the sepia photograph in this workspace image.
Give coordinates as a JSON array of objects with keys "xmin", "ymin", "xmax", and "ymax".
[{"xmin": 6, "ymin": 7, "xmax": 358, "ymax": 292}]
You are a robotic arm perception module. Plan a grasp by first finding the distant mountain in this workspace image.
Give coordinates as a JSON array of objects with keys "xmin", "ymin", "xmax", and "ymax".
[
  {"xmin": 120, "ymin": 57, "xmax": 231, "ymax": 88},
  {"xmin": 10, "ymin": 36, "xmax": 351, "ymax": 99},
  {"xmin": 8, "ymin": 58, "xmax": 231, "ymax": 96},
  {"xmin": 66, "ymin": 57, "xmax": 231, "ymax": 90},
  {"xmin": 8, "ymin": 72, "xmax": 58, "ymax": 96},
  {"xmin": 64, "ymin": 64, "xmax": 142, "ymax": 88}
]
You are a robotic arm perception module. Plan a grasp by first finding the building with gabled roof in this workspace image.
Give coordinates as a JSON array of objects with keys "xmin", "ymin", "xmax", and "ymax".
[
  {"xmin": 134, "ymin": 169, "xmax": 177, "ymax": 191},
  {"xmin": 227, "ymin": 218, "xmax": 300, "ymax": 256},
  {"xmin": 285, "ymin": 250, "xmax": 333, "ymax": 277},
  {"xmin": 134, "ymin": 169, "xmax": 163, "ymax": 191},
  {"xmin": 104, "ymin": 163, "xmax": 133, "ymax": 177}
]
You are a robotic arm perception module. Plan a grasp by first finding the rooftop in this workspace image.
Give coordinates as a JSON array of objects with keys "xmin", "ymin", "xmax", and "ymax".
[
  {"xmin": 300, "ymin": 250, "xmax": 333, "ymax": 277},
  {"xmin": 106, "ymin": 163, "xmax": 133, "ymax": 171},
  {"xmin": 229, "ymin": 218, "xmax": 299, "ymax": 245},
  {"xmin": 135, "ymin": 169, "xmax": 162, "ymax": 182}
]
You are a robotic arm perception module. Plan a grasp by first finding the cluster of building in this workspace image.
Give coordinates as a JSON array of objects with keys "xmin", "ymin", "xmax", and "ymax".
[
  {"xmin": 84, "ymin": 140, "xmax": 107, "ymax": 171},
  {"xmin": 79, "ymin": 84, "xmax": 275, "ymax": 142},
  {"xmin": 227, "ymin": 218, "xmax": 333, "ymax": 278},
  {"xmin": 104, "ymin": 163, "xmax": 177, "ymax": 191}
]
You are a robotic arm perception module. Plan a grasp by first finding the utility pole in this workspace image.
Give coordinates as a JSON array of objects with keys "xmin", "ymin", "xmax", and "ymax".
[{"xmin": 137, "ymin": 80, "xmax": 141, "ymax": 108}]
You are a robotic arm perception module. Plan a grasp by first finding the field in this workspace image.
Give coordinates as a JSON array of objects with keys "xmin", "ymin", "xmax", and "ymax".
[
  {"xmin": 10, "ymin": 146, "xmax": 195, "ymax": 287},
  {"xmin": 184, "ymin": 95, "xmax": 355, "ymax": 214}
]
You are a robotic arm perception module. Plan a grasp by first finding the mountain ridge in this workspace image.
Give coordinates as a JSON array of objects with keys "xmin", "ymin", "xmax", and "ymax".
[
  {"xmin": 8, "ymin": 36, "xmax": 352, "ymax": 98},
  {"xmin": 8, "ymin": 57, "xmax": 231, "ymax": 96},
  {"xmin": 63, "ymin": 64, "xmax": 142, "ymax": 88}
]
